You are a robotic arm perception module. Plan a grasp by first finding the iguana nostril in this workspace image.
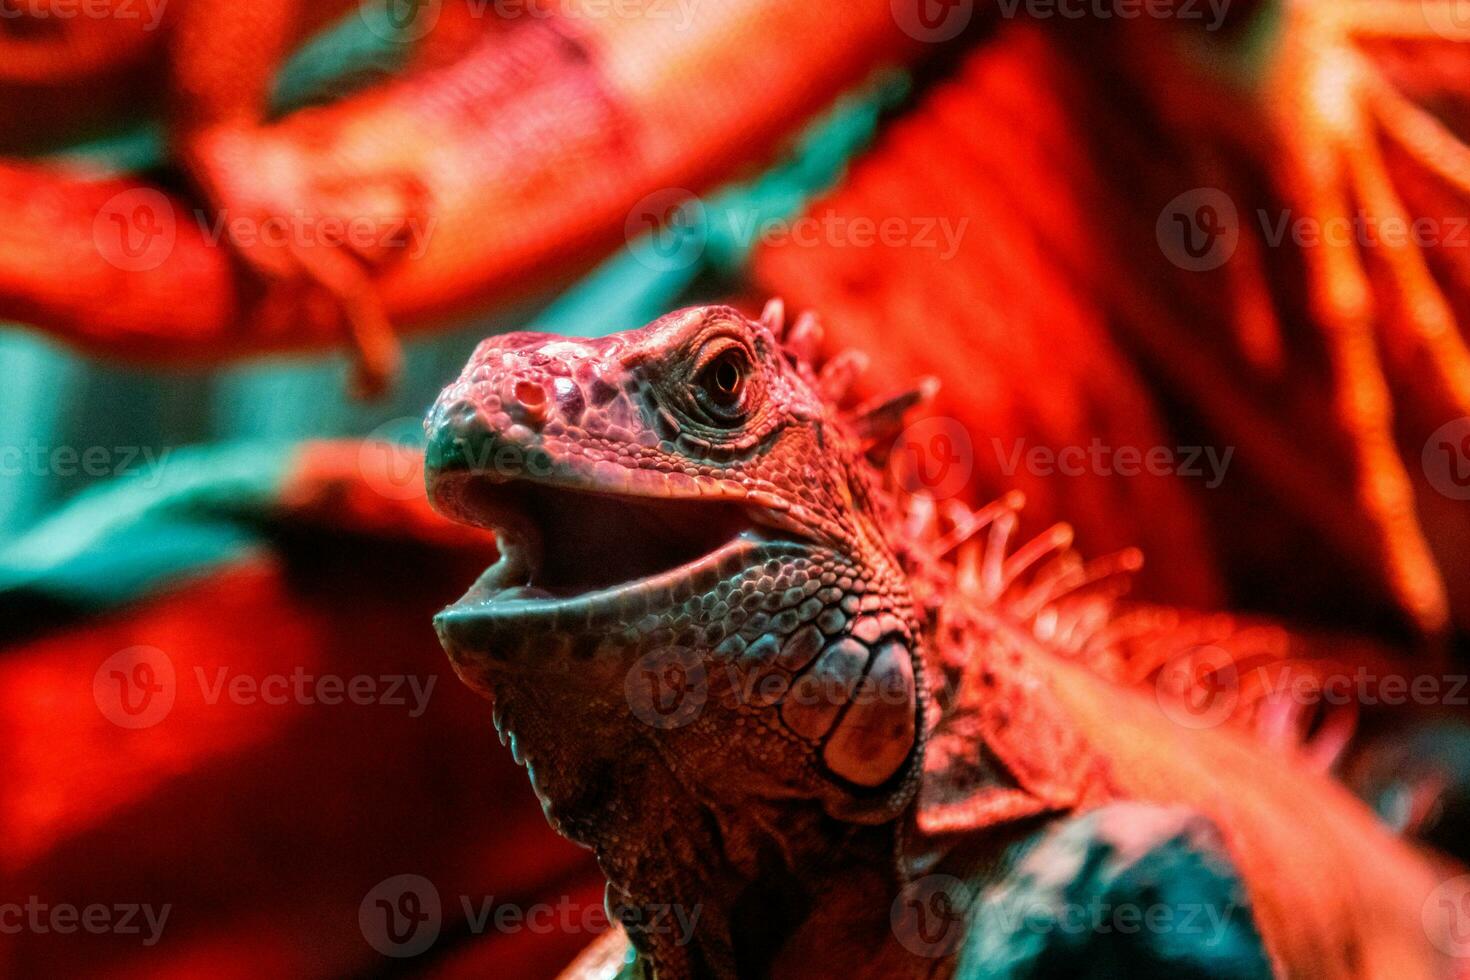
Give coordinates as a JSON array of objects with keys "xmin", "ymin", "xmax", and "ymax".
[{"xmin": 513, "ymin": 379, "xmax": 550, "ymax": 423}]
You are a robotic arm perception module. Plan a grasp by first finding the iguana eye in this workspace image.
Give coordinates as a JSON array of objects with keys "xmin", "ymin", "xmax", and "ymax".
[
  {"xmin": 706, "ymin": 352, "xmax": 744, "ymax": 403},
  {"xmin": 691, "ymin": 342, "xmax": 755, "ymax": 424}
]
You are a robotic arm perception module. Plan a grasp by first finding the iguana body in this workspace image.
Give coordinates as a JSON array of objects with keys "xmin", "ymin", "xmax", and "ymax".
[{"xmin": 424, "ymin": 304, "xmax": 1460, "ymax": 978}]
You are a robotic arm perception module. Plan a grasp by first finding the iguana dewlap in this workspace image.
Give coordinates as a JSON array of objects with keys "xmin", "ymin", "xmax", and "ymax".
[{"xmin": 424, "ymin": 304, "xmax": 1461, "ymax": 979}]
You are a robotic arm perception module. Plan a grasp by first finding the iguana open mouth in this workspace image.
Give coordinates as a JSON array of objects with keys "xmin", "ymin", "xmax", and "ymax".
[{"xmin": 431, "ymin": 471, "xmax": 779, "ymax": 623}]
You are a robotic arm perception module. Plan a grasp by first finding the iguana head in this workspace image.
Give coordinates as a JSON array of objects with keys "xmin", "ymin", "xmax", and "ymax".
[{"xmin": 424, "ymin": 303, "xmax": 925, "ymax": 947}]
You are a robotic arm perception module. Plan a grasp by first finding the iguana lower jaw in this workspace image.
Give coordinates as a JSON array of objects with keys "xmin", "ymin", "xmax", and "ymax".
[{"xmin": 428, "ymin": 469, "xmax": 805, "ymax": 660}]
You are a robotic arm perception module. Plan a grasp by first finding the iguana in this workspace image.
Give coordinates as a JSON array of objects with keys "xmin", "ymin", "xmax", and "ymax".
[{"xmin": 423, "ymin": 303, "xmax": 1463, "ymax": 978}]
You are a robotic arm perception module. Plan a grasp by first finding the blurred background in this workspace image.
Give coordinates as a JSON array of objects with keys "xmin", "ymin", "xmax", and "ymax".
[{"xmin": 3, "ymin": 0, "xmax": 1469, "ymax": 975}]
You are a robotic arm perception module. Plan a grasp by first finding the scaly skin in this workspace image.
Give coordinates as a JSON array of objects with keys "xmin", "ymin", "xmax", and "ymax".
[{"xmin": 424, "ymin": 304, "xmax": 1459, "ymax": 978}]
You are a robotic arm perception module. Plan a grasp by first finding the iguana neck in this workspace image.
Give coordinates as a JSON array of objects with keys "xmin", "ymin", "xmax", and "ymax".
[
  {"xmin": 594, "ymin": 790, "xmax": 902, "ymax": 979},
  {"xmin": 490, "ymin": 671, "xmax": 907, "ymax": 978}
]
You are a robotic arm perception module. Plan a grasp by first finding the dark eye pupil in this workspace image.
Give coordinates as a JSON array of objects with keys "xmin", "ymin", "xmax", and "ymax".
[
  {"xmin": 693, "ymin": 348, "xmax": 751, "ymax": 422},
  {"xmin": 713, "ymin": 358, "xmax": 741, "ymax": 395}
]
